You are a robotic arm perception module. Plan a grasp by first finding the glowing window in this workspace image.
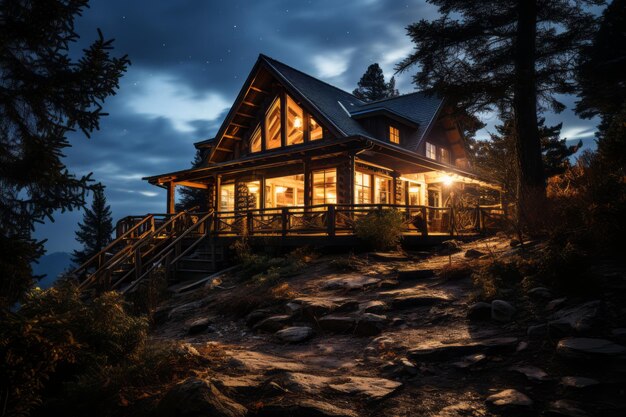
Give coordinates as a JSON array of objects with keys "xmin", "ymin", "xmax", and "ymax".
[
  {"xmin": 250, "ymin": 126, "xmax": 261, "ymax": 153},
  {"xmin": 286, "ymin": 96, "xmax": 304, "ymax": 146},
  {"xmin": 220, "ymin": 184, "xmax": 235, "ymax": 212},
  {"xmin": 389, "ymin": 126, "xmax": 400, "ymax": 144},
  {"xmin": 309, "ymin": 115, "xmax": 323, "ymax": 141},
  {"xmin": 375, "ymin": 176, "xmax": 391, "ymax": 204},
  {"xmin": 312, "ymin": 169, "xmax": 336, "ymax": 205},
  {"xmin": 426, "ymin": 142, "xmax": 436, "ymax": 160},
  {"xmin": 354, "ymin": 171, "xmax": 372, "ymax": 204},
  {"xmin": 265, "ymin": 97, "xmax": 281, "ymax": 150}
]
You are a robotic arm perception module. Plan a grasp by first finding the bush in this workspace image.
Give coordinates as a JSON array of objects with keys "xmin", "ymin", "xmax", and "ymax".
[{"xmin": 354, "ymin": 209, "xmax": 405, "ymax": 250}]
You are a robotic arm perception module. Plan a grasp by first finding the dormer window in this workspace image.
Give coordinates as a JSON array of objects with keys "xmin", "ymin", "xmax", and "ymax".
[
  {"xmin": 426, "ymin": 142, "xmax": 437, "ymax": 159},
  {"xmin": 389, "ymin": 126, "xmax": 400, "ymax": 144}
]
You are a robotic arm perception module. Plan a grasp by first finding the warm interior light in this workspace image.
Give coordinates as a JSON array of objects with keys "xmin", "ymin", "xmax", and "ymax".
[
  {"xmin": 409, "ymin": 186, "xmax": 420, "ymax": 193},
  {"xmin": 442, "ymin": 175, "xmax": 454, "ymax": 186},
  {"xmin": 247, "ymin": 184, "xmax": 259, "ymax": 193},
  {"xmin": 294, "ymin": 116, "xmax": 302, "ymax": 129},
  {"xmin": 275, "ymin": 186, "xmax": 287, "ymax": 193}
]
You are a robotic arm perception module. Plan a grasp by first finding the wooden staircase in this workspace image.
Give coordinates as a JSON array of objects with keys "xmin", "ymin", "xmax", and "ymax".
[{"xmin": 69, "ymin": 209, "xmax": 224, "ymax": 295}]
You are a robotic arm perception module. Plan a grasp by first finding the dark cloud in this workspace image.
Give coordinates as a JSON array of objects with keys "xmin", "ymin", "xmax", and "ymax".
[{"xmin": 35, "ymin": 0, "xmax": 598, "ymax": 252}]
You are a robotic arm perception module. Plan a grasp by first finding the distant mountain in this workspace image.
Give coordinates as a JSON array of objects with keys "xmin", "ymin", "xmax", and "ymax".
[{"xmin": 32, "ymin": 252, "xmax": 73, "ymax": 289}]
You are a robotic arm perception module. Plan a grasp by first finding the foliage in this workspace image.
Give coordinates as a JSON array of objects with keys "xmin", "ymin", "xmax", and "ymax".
[
  {"xmin": 72, "ymin": 184, "xmax": 114, "ymax": 267},
  {"xmin": 125, "ymin": 267, "xmax": 170, "ymax": 318},
  {"xmin": 0, "ymin": 0, "xmax": 130, "ymax": 306},
  {"xmin": 396, "ymin": 0, "xmax": 602, "ymax": 222},
  {"xmin": 354, "ymin": 209, "xmax": 405, "ymax": 250},
  {"xmin": 0, "ymin": 284, "xmax": 147, "ymax": 416},
  {"xmin": 352, "ymin": 63, "xmax": 399, "ymax": 102},
  {"xmin": 176, "ymin": 149, "xmax": 207, "ymax": 212},
  {"xmin": 471, "ymin": 257, "xmax": 535, "ymax": 300}
]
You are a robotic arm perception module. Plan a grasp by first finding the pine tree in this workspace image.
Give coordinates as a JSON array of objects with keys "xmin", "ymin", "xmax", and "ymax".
[
  {"xmin": 0, "ymin": 0, "xmax": 129, "ymax": 305},
  {"xmin": 353, "ymin": 63, "xmax": 398, "ymax": 102},
  {"xmin": 396, "ymin": 0, "xmax": 602, "ymax": 226},
  {"xmin": 176, "ymin": 149, "xmax": 207, "ymax": 212},
  {"xmin": 72, "ymin": 185, "xmax": 113, "ymax": 267}
]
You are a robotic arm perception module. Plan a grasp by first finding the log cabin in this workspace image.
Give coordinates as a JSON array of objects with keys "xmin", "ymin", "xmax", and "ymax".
[{"xmin": 143, "ymin": 54, "xmax": 501, "ymax": 237}]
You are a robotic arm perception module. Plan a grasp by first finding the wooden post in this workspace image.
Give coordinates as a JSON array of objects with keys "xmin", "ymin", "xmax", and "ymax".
[
  {"xmin": 303, "ymin": 158, "xmax": 311, "ymax": 208},
  {"xmin": 281, "ymin": 208, "xmax": 288, "ymax": 237},
  {"xmin": 247, "ymin": 211, "xmax": 254, "ymax": 235},
  {"xmin": 215, "ymin": 175, "xmax": 221, "ymax": 212},
  {"xmin": 166, "ymin": 182, "xmax": 176, "ymax": 214},
  {"xmin": 327, "ymin": 204, "xmax": 336, "ymax": 237},
  {"xmin": 449, "ymin": 206, "xmax": 455, "ymax": 237}
]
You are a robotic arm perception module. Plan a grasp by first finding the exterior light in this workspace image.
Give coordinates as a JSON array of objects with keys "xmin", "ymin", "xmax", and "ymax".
[
  {"xmin": 409, "ymin": 186, "xmax": 420, "ymax": 193},
  {"xmin": 247, "ymin": 184, "xmax": 259, "ymax": 193},
  {"xmin": 442, "ymin": 175, "xmax": 454, "ymax": 186}
]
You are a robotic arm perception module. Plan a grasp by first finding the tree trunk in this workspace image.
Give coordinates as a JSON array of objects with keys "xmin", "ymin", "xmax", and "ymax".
[{"xmin": 513, "ymin": 0, "xmax": 546, "ymax": 232}]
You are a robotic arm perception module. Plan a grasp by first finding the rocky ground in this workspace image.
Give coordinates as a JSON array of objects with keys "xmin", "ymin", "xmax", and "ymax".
[{"xmin": 148, "ymin": 236, "xmax": 626, "ymax": 417}]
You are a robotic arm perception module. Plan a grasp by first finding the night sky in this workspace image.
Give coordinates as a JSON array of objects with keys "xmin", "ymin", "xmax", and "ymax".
[{"xmin": 34, "ymin": 0, "xmax": 600, "ymax": 254}]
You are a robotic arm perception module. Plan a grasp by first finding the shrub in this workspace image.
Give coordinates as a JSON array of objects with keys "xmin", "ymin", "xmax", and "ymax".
[
  {"xmin": 354, "ymin": 209, "xmax": 405, "ymax": 250},
  {"xmin": 126, "ymin": 267, "xmax": 169, "ymax": 319}
]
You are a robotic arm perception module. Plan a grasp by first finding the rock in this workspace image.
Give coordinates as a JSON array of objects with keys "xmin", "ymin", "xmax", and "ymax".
[
  {"xmin": 318, "ymin": 315, "xmax": 356, "ymax": 333},
  {"xmin": 258, "ymin": 399, "xmax": 358, "ymax": 417},
  {"xmin": 334, "ymin": 300, "xmax": 360, "ymax": 313},
  {"xmin": 360, "ymin": 300, "xmax": 387, "ymax": 314},
  {"xmin": 556, "ymin": 337, "xmax": 626, "ymax": 360},
  {"xmin": 275, "ymin": 326, "xmax": 314, "ymax": 343},
  {"xmin": 527, "ymin": 323, "xmax": 549, "ymax": 340},
  {"xmin": 168, "ymin": 300, "xmax": 204, "ymax": 320},
  {"xmin": 528, "ymin": 286, "xmax": 553, "ymax": 299},
  {"xmin": 451, "ymin": 353, "xmax": 487, "ymax": 369},
  {"xmin": 155, "ymin": 377, "xmax": 247, "ymax": 417},
  {"xmin": 560, "ymin": 376, "xmax": 600, "ymax": 389},
  {"xmin": 212, "ymin": 374, "xmax": 265, "ymax": 396},
  {"xmin": 464, "ymin": 248, "xmax": 485, "ymax": 259},
  {"xmin": 516, "ymin": 341, "xmax": 529, "ymax": 352},
  {"xmin": 392, "ymin": 294, "xmax": 452, "ymax": 310},
  {"xmin": 486, "ymin": 389, "xmax": 533, "ymax": 410},
  {"xmin": 391, "ymin": 317, "xmax": 405, "ymax": 326},
  {"xmin": 354, "ymin": 313, "xmax": 387, "ymax": 336},
  {"xmin": 322, "ymin": 275, "xmax": 381, "ymax": 291},
  {"xmin": 294, "ymin": 297, "xmax": 358, "ymax": 319},
  {"xmin": 397, "ymin": 269, "xmax": 435, "ymax": 281},
  {"xmin": 440, "ymin": 240, "xmax": 462, "ymax": 255},
  {"xmin": 546, "ymin": 400, "xmax": 588, "ymax": 417},
  {"xmin": 327, "ymin": 376, "xmax": 402, "ymax": 400},
  {"xmin": 549, "ymin": 301, "xmax": 601, "ymax": 336},
  {"xmin": 253, "ymin": 315, "xmax": 292, "ymax": 333},
  {"xmin": 508, "ymin": 365, "xmax": 549, "ymax": 381},
  {"xmin": 285, "ymin": 302, "xmax": 303, "ymax": 316},
  {"xmin": 467, "ymin": 302, "xmax": 492, "ymax": 321},
  {"xmin": 491, "ymin": 300, "xmax": 516, "ymax": 322},
  {"xmin": 546, "ymin": 297, "xmax": 568, "ymax": 311},
  {"xmin": 246, "ymin": 309, "xmax": 272, "ymax": 327},
  {"xmin": 187, "ymin": 317, "xmax": 213, "ymax": 335},
  {"xmin": 175, "ymin": 343, "xmax": 201, "ymax": 359},
  {"xmin": 407, "ymin": 337, "xmax": 518, "ymax": 362},
  {"xmin": 510, "ymin": 238, "xmax": 521, "ymax": 247},
  {"xmin": 369, "ymin": 252, "xmax": 408, "ymax": 261}
]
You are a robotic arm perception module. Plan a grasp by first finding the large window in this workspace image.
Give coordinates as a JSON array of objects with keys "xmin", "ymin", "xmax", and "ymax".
[
  {"xmin": 220, "ymin": 183, "xmax": 235, "ymax": 211},
  {"xmin": 309, "ymin": 116, "xmax": 323, "ymax": 140},
  {"xmin": 354, "ymin": 171, "xmax": 371, "ymax": 204},
  {"xmin": 286, "ymin": 96, "xmax": 304, "ymax": 146},
  {"xmin": 389, "ymin": 126, "xmax": 400, "ymax": 144},
  {"xmin": 265, "ymin": 174, "xmax": 305, "ymax": 208},
  {"xmin": 375, "ymin": 176, "xmax": 391, "ymax": 204},
  {"xmin": 265, "ymin": 97, "xmax": 281, "ymax": 150},
  {"xmin": 245, "ymin": 181, "xmax": 261, "ymax": 209},
  {"xmin": 250, "ymin": 126, "xmax": 261, "ymax": 153},
  {"xmin": 408, "ymin": 183, "xmax": 421, "ymax": 206},
  {"xmin": 312, "ymin": 169, "xmax": 336, "ymax": 205},
  {"xmin": 426, "ymin": 142, "xmax": 437, "ymax": 160}
]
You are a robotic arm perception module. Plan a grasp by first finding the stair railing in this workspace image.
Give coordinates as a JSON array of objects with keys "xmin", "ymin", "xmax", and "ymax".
[{"xmin": 121, "ymin": 210, "xmax": 215, "ymax": 294}]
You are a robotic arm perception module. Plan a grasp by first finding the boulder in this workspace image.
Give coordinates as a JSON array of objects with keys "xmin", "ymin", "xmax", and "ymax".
[
  {"xmin": 359, "ymin": 300, "xmax": 387, "ymax": 314},
  {"xmin": 253, "ymin": 315, "xmax": 292, "ymax": 333},
  {"xmin": 275, "ymin": 326, "xmax": 315, "ymax": 343},
  {"xmin": 527, "ymin": 323, "xmax": 549, "ymax": 340},
  {"xmin": 556, "ymin": 337, "xmax": 626, "ymax": 360},
  {"xmin": 318, "ymin": 315, "xmax": 356, "ymax": 333},
  {"xmin": 491, "ymin": 300, "xmax": 516, "ymax": 322},
  {"xmin": 467, "ymin": 302, "xmax": 492, "ymax": 321},
  {"xmin": 528, "ymin": 286, "xmax": 553, "ymax": 299},
  {"xmin": 397, "ymin": 269, "xmax": 435, "ymax": 281},
  {"xmin": 187, "ymin": 317, "xmax": 213, "ymax": 335},
  {"xmin": 464, "ymin": 249, "xmax": 485, "ymax": 259},
  {"xmin": 560, "ymin": 376, "xmax": 600, "ymax": 389},
  {"xmin": 407, "ymin": 337, "xmax": 518, "ymax": 362},
  {"xmin": 486, "ymin": 389, "xmax": 533, "ymax": 410},
  {"xmin": 354, "ymin": 313, "xmax": 387, "ymax": 336},
  {"xmin": 155, "ymin": 377, "xmax": 247, "ymax": 417},
  {"xmin": 548, "ymin": 301, "xmax": 601, "ymax": 336},
  {"xmin": 546, "ymin": 400, "xmax": 588, "ymax": 417}
]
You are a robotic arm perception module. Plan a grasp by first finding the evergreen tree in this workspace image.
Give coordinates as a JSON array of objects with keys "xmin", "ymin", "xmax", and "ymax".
[
  {"xmin": 396, "ymin": 0, "xmax": 602, "ymax": 226},
  {"xmin": 176, "ymin": 149, "xmax": 207, "ymax": 212},
  {"xmin": 72, "ymin": 185, "xmax": 113, "ymax": 267},
  {"xmin": 353, "ymin": 63, "xmax": 398, "ymax": 102},
  {"xmin": 0, "ymin": 0, "xmax": 129, "ymax": 306},
  {"xmin": 576, "ymin": 0, "xmax": 626, "ymax": 172}
]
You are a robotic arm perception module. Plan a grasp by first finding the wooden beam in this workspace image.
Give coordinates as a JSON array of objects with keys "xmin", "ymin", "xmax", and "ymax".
[
  {"xmin": 216, "ymin": 146, "xmax": 232, "ymax": 152},
  {"xmin": 223, "ymin": 134, "xmax": 242, "ymax": 140},
  {"xmin": 250, "ymin": 86, "xmax": 269, "ymax": 94},
  {"xmin": 166, "ymin": 182, "xmax": 176, "ymax": 214},
  {"xmin": 236, "ymin": 112, "xmax": 255, "ymax": 118},
  {"xmin": 242, "ymin": 100, "xmax": 258, "ymax": 107},
  {"xmin": 176, "ymin": 181, "xmax": 208, "ymax": 189},
  {"xmin": 230, "ymin": 122, "xmax": 250, "ymax": 129}
]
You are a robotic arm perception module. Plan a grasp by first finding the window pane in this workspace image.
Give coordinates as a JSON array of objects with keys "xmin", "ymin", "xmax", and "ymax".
[
  {"xmin": 265, "ymin": 97, "xmax": 281, "ymax": 150},
  {"xmin": 265, "ymin": 174, "xmax": 305, "ymax": 208},
  {"xmin": 220, "ymin": 184, "xmax": 235, "ymax": 211},
  {"xmin": 389, "ymin": 126, "xmax": 400, "ymax": 144},
  {"xmin": 313, "ymin": 169, "xmax": 336, "ymax": 205},
  {"xmin": 375, "ymin": 176, "xmax": 390, "ymax": 204},
  {"xmin": 439, "ymin": 147, "xmax": 450, "ymax": 163},
  {"xmin": 426, "ymin": 142, "xmax": 436, "ymax": 159},
  {"xmin": 354, "ymin": 171, "xmax": 371, "ymax": 204},
  {"xmin": 250, "ymin": 125, "xmax": 261, "ymax": 153},
  {"xmin": 286, "ymin": 96, "xmax": 304, "ymax": 146},
  {"xmin": 309, "ymin": 115, "xmax": 323, "ymax": 141},
  {"xmin": 245, "ymin": 181, "xmax": 261, "ymax": 209}
]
